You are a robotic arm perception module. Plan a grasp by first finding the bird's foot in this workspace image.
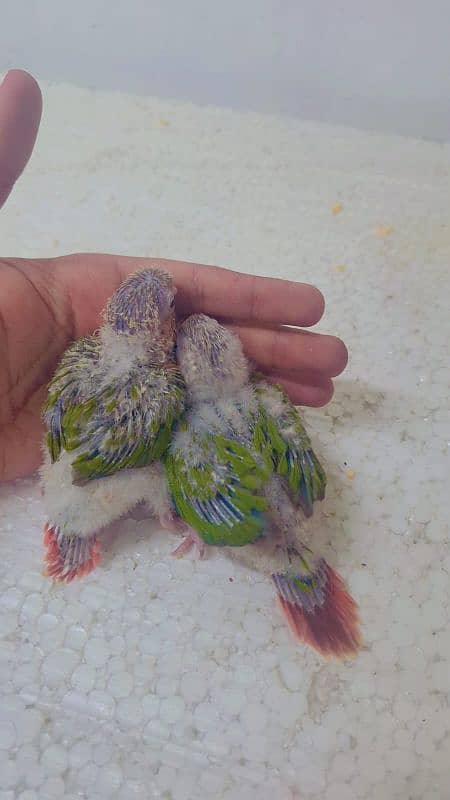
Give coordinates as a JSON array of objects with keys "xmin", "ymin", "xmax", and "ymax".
[
  {"xmin": 171, "ymin": 528, "xmax": 206, "ymax": 560},
  {"xmin": 43, "ymin": 523, "xmax": 100, "ymax": 583},
  {"xmin": 159, "ymin": 511, "xmax": 188, "ymax": 534}
]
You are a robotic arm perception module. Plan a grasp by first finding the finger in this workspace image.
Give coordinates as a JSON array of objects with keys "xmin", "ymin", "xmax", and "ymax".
[
  {"xmin": 58, "ymin": 254, "xmax": 325, "ymax": 333},
  {"xmin": 231, "ymin": 325, "xmax": 348, "ymax": 378},
  {"xmin": 0, "ymin": 70, "xmax": 42, "ymax": 208},
  {"xmin": 265, "ymin": 374, "xmax": 334, "ymax": 407},
  {"xmin": 45, "ymin": 255, "xmax": 344, "ymax": 389},
  {"xmin": 171, "ymin": 260, "xmax": 325, "ymax": 327}
]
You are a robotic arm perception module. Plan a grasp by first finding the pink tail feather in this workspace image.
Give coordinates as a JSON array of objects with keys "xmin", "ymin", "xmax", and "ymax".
[
  {"xmin": 43, "ymin": 523, "xmax": 100, "ymax": 583},
  {"xmin": 272, "ymin": 560, "xmax": 361, "ymax": 659}
]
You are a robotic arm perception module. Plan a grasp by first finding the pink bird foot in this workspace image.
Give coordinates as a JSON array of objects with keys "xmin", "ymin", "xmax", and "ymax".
[
  {"xmin": 159, "ymin": 511, "xmax": 188, "ymax": 534},
  {"xmin": 171, "ymin": 528, "xmax": 206, "ymax": 559}
]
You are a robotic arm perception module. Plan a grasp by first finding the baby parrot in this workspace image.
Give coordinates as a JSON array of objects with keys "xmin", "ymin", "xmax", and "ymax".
[
  {"xmin": 40, "ymin": 267, "xmax": 186, "ymax": 582},
  {"xmin": 165, "ymin": 314, "xmax": 361, "ymax": 659}
]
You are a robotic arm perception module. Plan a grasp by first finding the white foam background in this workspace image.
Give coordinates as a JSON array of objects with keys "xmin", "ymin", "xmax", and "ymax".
[{"xmin": 0, "ymin": 83, "xmax": 448, "ymax": 799}]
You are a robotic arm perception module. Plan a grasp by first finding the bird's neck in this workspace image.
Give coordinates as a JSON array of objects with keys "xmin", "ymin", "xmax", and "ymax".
[
  {"xmin": 187, "ymin": 381, "xmax": 248, "ymax": 404},
  {"xmin": 100, "ymin": 326, "xmax": 172, "ymax": 376}
]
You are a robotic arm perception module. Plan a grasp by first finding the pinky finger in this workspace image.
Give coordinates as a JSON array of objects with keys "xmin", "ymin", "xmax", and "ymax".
[{"xmin": 264, "ymin": 373, "xmax": 334, "ymax": 407}]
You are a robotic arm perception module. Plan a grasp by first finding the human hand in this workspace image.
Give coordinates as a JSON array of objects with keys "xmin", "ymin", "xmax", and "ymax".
[{"xmin": 0, "ymin": 71, "xmax": 347, "ymax": 482}]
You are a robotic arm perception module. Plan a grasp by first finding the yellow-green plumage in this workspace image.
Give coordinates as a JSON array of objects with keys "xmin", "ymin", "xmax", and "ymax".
[
  {"xmin": 164, "ymin": 383, "xmax": 326, "ymax": 547},
  {"xmin": 43, "ymin": 334, "xmax": 186, "ymax": 485},
  {"xmin": 166, "ymin": 430, "xmax": 270, "ymax": 546},
  {"xmin": 253, "ymin": 376, "xmax": 327, "ymax": 517},
  {"xmin": 165, "ymin": 319, "xmax": 326, "ymax": 549}
]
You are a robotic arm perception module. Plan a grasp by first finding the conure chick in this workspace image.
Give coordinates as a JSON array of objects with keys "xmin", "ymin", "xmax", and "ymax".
[
  {"xmin": 40, "ymin": 268, "xmax": 186, "ymax": 582},
  {"xmin": 165, "ymin": 314, "xmax": 361, "ymax": 659}
]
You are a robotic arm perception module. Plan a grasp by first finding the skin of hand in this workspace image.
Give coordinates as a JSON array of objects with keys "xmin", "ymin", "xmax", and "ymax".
[{"xmin": 0, "ymin": 70, "xmax": 348, "ymax": 482}]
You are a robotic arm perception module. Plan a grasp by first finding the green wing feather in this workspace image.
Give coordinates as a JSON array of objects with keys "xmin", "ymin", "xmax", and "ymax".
[
  {"xmin": 165, "ymin": 428, "xmax": 269, "ymax": 546},
  {"xmin": 252, "ymin": 374, "xmax": 326, "ymax": 517},
  {"xmin": 70, "ymin": 369, "xmax": 185, "ymax": 484},
  {"xmin": 44, "ymin": 336, "xmax": 100, "ymax": 463},
  {"xmin": 43, "ymin": 335, "xmax": 186, "ymax": 484}
]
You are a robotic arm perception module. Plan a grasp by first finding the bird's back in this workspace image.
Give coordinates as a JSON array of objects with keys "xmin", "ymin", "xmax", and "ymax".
[
  {"xmin": 43, "ymin": 333, "xmax": 185, "ymax": 483},
  {"xmin": 185, "ymin": 385, "xmax": 258, "ymax": 446}
]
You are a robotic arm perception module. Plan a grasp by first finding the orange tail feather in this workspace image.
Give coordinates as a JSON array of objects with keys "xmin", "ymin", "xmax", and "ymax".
[
  {"xmin": 272, "ymin": 560, "xmax": 361, "ymax": 659},
  {"xmin": 43, "ymin": 524, "xmax": 100, "ymax": 583}
]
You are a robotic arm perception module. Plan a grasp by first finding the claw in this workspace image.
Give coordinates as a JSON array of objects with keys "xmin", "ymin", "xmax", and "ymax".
[
  {"xmin": 171, "ymin": 529, "xmax": 206, "ymax": 559},
  {"xmin": 159, "ymin": 511, "xmax": 188, "ymax": 534}
]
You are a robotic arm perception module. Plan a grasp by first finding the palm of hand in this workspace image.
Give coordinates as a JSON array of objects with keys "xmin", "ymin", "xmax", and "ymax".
[
  {"xmin": 0, "ymin": 260, "xmax": 69, "ymax": 478},
  {"xmin": 0, "ymin": 71, "xmax": 348, "ymax": 482}
]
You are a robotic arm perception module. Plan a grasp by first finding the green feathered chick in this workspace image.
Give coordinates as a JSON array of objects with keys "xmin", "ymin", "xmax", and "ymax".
[
  {"xmin": 165, "ymin": 314, "xmax": 361, "ymax": 659},
  {"xmin": 40, "ymin": 268, "xmax": 186, "ymax": 582}
]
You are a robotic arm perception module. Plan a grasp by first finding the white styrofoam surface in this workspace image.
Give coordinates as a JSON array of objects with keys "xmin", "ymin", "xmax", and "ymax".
[{"xmin": 0, "ymin": 83, "xmax": 449, "ymax": 799}]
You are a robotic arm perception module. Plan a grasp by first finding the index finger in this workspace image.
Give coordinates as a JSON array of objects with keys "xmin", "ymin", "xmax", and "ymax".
[
  {"xmin": 173, "ymin": 261, "xmax": 325, "ymax": 328},
  {"xmin": 100, "ymin": 256, "xmax": 325, "ymax": 329},
  {"xmin": 52, "ymin": 253, "xmax": 325, "ymax": 336}
]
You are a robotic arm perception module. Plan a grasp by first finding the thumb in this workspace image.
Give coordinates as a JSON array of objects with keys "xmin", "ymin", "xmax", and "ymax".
[{"xmin": 0, "ymin": 70, "xmax": 43, "ymax": 208}]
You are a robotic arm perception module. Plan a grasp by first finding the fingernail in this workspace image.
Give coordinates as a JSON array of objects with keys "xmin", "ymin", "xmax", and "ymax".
[{"xmin": 0, "ymin": 70, "xmax": 9, "ymax": 87}]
